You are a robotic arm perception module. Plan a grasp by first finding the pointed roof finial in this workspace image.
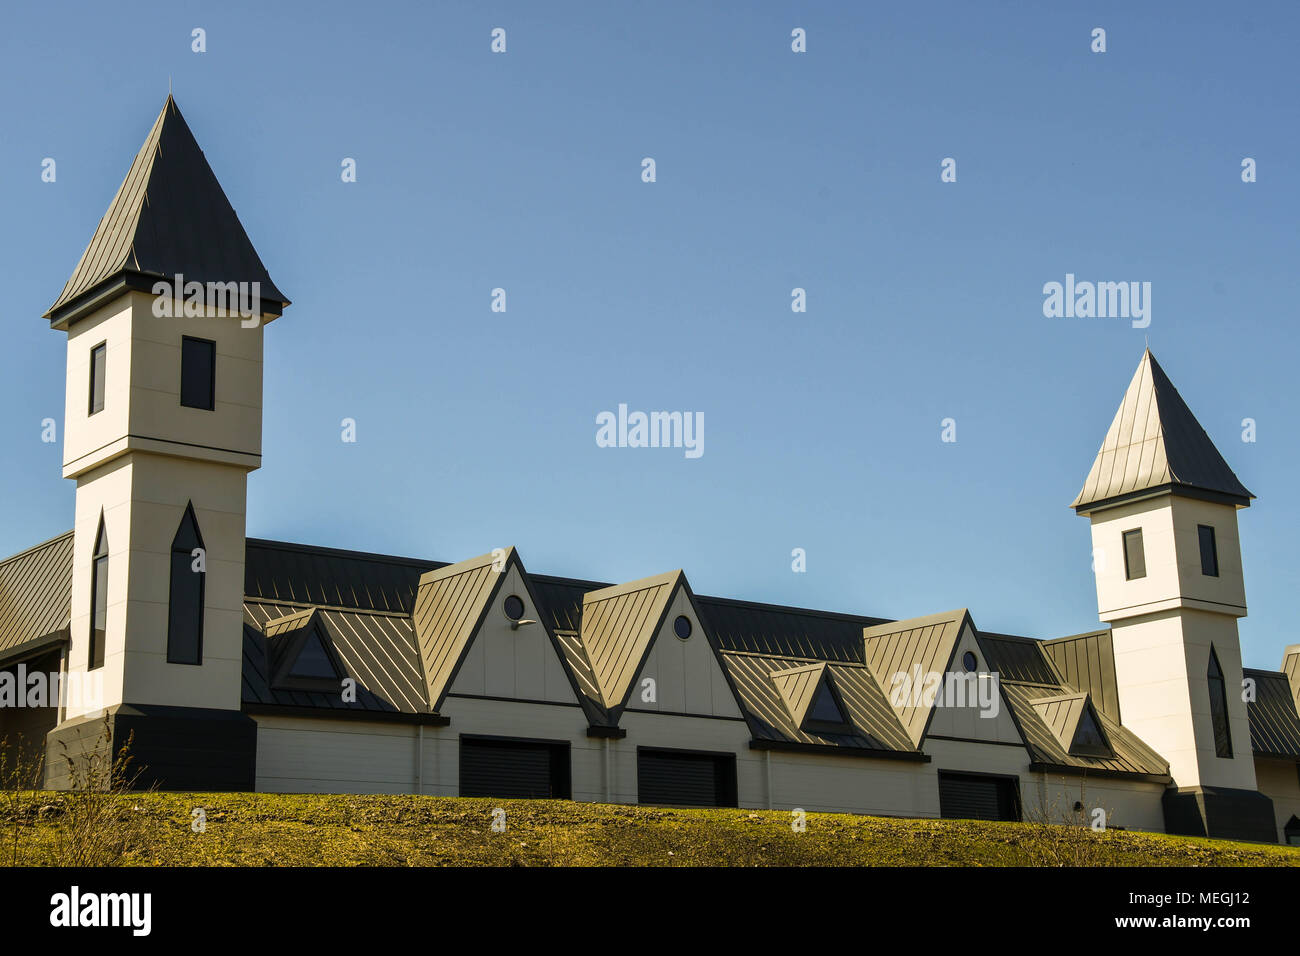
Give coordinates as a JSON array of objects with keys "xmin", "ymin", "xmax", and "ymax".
[{"xmin": 1071, "ymin": 351, "xmax": 1253, "ymax": 513}]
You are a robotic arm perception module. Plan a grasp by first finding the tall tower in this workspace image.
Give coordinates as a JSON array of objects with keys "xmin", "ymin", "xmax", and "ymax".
[
  {"xmin": 42, "ymin": 97, "xmax": 289, "ymax": 789},
  {"xmin": 1073, "ymin": 350, "xmax": 1274, "ymax": 840}
]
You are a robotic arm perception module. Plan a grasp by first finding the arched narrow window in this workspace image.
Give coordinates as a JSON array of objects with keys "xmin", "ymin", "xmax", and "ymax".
[
  {"xmin": 88, "ymin": 515, "xmax": 109, "ymax": 670},
  {"xmin": 1207, "ymin": 645, "xmax": 1233, "ymax": 758},
  {"xmin": 166, "ymin": 503, "xmax": 205, "ymax": 665}
]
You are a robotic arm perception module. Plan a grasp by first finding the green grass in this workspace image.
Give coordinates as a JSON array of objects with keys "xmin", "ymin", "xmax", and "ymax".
[{"xmin": 4, "ymin": 791, "xmax": 1299, "ymax": 866}]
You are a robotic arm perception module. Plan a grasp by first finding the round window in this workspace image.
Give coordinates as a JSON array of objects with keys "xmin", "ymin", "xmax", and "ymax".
[
  {"xmin": 503, "ymin": 595, "xmax": 525, "ymax": 621},
  {"xmin": 673, "ymin": 615, "xmax": 692, "ymax": 640},
  {"xmin": 962, "ymin": 651, "xmax": 978, "ymax": 672}
]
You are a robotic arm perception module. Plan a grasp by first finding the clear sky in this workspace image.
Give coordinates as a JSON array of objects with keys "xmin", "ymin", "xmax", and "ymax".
[{"xmin": 1, "ymin": 1, "xmax": 1296, "ymax": 668}]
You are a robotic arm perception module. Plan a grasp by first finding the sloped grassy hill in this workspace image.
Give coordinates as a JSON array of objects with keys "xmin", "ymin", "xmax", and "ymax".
[{"xmin": 6, "ymin": 791, "xmax": 1300, "ymax": 866}]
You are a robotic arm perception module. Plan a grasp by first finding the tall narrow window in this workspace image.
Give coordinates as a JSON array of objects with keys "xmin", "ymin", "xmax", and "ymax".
[
  {"xmin": 88, "ymin": 516, "xmax": 108, "ymax": 670},
  {"xmin": 1207, "ymin": 646, "xmax": 1233, "ymax": 758},
  {"xmin": 1198, "ymin": 525, "xmax": 1219, "ymax": 577},
  {"xmin": 180, "ymin": 337, "xmax": 216, "ymax": 410},
  {"xmin": 167, "ymin": 503, "xmax": 205, "ymax": 665},
  {"xmin": 88, "ymin": 342, "xmax": 106, "ymax": 415},
  {"xmin": 1122, "ymin": 528, "xmax": 1146, "ymax": 580}
]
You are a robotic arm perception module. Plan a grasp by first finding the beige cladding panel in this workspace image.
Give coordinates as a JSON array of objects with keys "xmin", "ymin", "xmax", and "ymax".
[
  {"xmin": 63, "ymin": 293, "xmax": 265, "ymax": 478},
  {"xmin": 446, "ymin": 564, "xmax": 577, "ymax": 704},
  {"xmin": 626, "ymin": 586, "xmax": 743, "ymax": 719},
  {"xmin": 925, "ymin": 625, "xmax": 1024, "ymax": 745},
  {"xmin": 1252, "ymin": 757, "xmax": 1300, "ymax": 844},
  {"xmin": 63, "ymin": 299, "xmax": 133, "ymax": 475},
  {"xmin": 1168, "ymin": 496, "xmax": 1247, "ymax": 612},
  {"xmin": 1089, "ymin": 499, "xmax": 1179, "ymax": 620}
]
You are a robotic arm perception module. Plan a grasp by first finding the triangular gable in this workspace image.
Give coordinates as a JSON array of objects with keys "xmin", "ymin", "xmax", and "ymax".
[
  {"xmin": 620, "ymin": 577, "xmax": 744, "ymax": 721},
  {"xmin": 411, "ymin": 550, "xmax": 512, "ymax": 712},
  {"xmin": 1072, "ymin": 350, "xmax": 1252, "ymax": 513},
  {"xmin": 1029, "ymin": 692, "xmax": 1112, "ymax": 757},
  {"xmin": 771, "ymin": 662, "xmax": 854, "ymax": 733},
  {"xmin": 579, "ymin": 570, "xmax": 683, "ymax": 713},
  {"xmin": 443, "ymin": 555, "xmax": 586, "ymax": 709},
  {"xmin": 863, "ymin": 609, "xmax": 971, "ymax": 746},
  {"xmin": 263, "ymin": 608, "xmax": 346, "ymax": 691},
  {"xmin": 770, "ymin": 662, "xmax": 825, "ymax": 725}
]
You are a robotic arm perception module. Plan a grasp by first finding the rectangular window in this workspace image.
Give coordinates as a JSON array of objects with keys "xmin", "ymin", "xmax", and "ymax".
[
  {"xmin": 1123, "ymin": 529, "xmax": 1146, "ymax": 580},
  {"xmin": 88, "ymin": 342, "xmax": 106, "ymax": 415},
  {"xmin": 180, "ymin": 337, "xmax": 216, "ymax": 410},
  {"xmin": 1198, "ymin": 524, "xmax": 1219, "ymax": 577}
]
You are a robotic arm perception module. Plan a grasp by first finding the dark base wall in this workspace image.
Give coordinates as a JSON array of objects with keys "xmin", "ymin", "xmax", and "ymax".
[
  {"xmin": 1162, "ymin": 786, "xmax": 1278, "ymax": 843},
  {"xmin": 44, "ymin": 704, "xmax": 257, "ymax": 791}
]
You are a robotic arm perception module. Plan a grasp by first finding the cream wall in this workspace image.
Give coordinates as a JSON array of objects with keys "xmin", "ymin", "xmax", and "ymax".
[
  {"xmin": 62, "ymin": 292, "xmax": 264, "ymax": 479},
  {"xmin": 925, "ymin": 625, "xmax": 1022, "ymax": 743},
  {"xmin": 58, "ymin": 292, "xmax": 262, "ymax": 721},
  {"xmin": 447, "ymin": 565, "xmax": 575, "ymax": 704},
  {"xmin": 623, "ymin": 586, "xmax": 742, "ymax": 719},
  {"xmin": 1254, "ymin": 757, "xmax": 1300, "ymax": 844}
]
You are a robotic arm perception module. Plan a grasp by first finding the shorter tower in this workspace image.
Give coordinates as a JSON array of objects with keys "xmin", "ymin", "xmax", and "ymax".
[{"xmin": 1073, "ymin": 350, "xmax": 1274, "ymax": 840}]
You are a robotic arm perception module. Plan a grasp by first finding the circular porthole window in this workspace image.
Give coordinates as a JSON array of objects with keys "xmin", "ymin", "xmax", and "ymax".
[
  {"xmin": 503, "ymin": 595, "xmax": 525, "ymax": 621},
  {"xmin": 673, "ymin": 615, "xmax": 692, "ymax": 640},
  {"xmin": 962, "ymin": 651, "xmax": 978, "ymax": 672}
]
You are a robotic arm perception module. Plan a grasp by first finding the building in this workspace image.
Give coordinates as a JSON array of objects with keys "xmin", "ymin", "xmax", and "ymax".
[{"xmin": 2, "ymin": 97, "xmax": 1298, "ymax": 844}]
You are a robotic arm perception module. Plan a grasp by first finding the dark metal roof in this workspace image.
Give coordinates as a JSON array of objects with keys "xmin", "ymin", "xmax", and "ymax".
[
  {"xmin": 697, "ymin": 595, "xmax": 883, "ymax": 662},
  {"xmin": 1243, "ymin": 668, "xmax": 1300, "ymax": 758},
  {"xmin": 45, "ymin": 95, "xmax": 289, "ymax": 326},
  {"xmin": 244, "ymin": 538, "xmax": 440, "ymax": 613},
  {"xmin": 243, "ymin": 600, "xmax": 428, "ymax": 714},
  {"xmin": 1072, "ymin": 350, "xmax": 1253, "ymax": 513},
  {"xmin": 719, "ymin": 652, "xmax": 918, "ymax": 753},
  {"xmin": 1041, "ymin": 629, "xmax": 1122, "ymax": 722},
  {"xmin": 0, "ymin": 531, "xmax": 73, "ymax": 661}
]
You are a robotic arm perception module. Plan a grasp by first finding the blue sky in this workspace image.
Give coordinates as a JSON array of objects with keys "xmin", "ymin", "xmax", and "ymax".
[{"xmin": 1, "ymin": 1, "xmax": 1296, "ymax": 667}]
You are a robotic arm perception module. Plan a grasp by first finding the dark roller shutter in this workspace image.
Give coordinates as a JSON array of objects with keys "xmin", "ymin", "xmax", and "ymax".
[
  {"xmin": 459, "ymin": 737, "xmax": 570, "ymax": 799},
  {"xmin": 938, "ymin": 772, "xmax": 1020, "ymax": 821},
  {"xmin": 637, "ymin": 749, "xmax": 737, "ymax": 807}
]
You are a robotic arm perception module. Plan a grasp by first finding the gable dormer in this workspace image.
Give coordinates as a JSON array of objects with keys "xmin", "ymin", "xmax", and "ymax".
[
  {"xmin": 770, "ymin": 662, "xmax": 853, "ymax": 734},
  {"xmin": 263, "ymin": 608, "xmax": 345, "ymax": 692}
]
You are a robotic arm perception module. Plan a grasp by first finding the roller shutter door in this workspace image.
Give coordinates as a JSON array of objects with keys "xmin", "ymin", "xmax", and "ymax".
[
  {"xmin": 637, "ymin": 749, "xmax": 737, "ymax": 807},
  {"xmin": 938, "ymin": 772, "xmax": 1020, "ymax": 821},
  {"xmin": 459, "ymin": 737, "xmax": 571, "ymax": 799}
]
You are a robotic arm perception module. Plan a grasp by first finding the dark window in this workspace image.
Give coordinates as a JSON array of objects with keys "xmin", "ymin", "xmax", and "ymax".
[
  {"xmin": 1123, "ymin": 529, "xmax": 1146, "ymax": 580},
  {"xmin": 166, "ymin": 503, "xmax": 205, "ymax": 665},
  {"xmin": 503, "ymin": 595, "xmax": 525, "ymax": 621},
  {"xmin": 1207, "ymin": 646, "xmax": 1233, "ymax": 758},
  {"xmin": 88, "ymin": 516, "xmax": 108, "ymax": 670},
  {"xmin": 1070, "ymin": 704, "xmax": 1111, "ymax": 757},
  {"xmin": 180, "ymin": 337, "xmax": 216, "ymax": 410},
  {"xmin": 673, "ymin": 615, "xmax": 692, "ymax": 640},
  {"xmin": 88, "ymin": 342, "xmax": 106, "ymax": 415},
  {"xmin": 803, "ymin": 672, "xmax": 852, "ymax": 733},
  {"xmin": 290, "ymin": 629, "xmax": 337, "ymax": 679},
  {"xmin": 1285, "ymin": 815, "xmax": 1300, "ymax": 847},
  {"xmin": 807, "ymin": 680, "xmax": 846, "ymax": 725},
  {"xmin": 963, "ymin": 651, "xmax": 978, "ymax": 672},
  {"xmin": 1198, "ymin": 525, "xmax": 1219, "ymax": 577}
]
